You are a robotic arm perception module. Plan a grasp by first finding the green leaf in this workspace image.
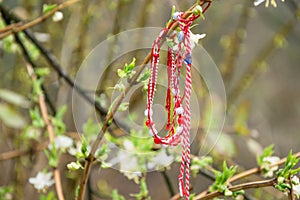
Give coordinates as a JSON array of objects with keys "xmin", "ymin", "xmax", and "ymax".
[
  {"xmin": 22, "ymin": 126, "xmax": 41, "ymax": 139},
  {"xmin": 117, "ymin": 69, "xmax": 126, "ymax": 78},
  {"xmin": 1, "ymin": 35, "xmax": 19, "ymax": 53},
  {"xmin": 113, "ymin": 83, "xmax": 125, "ymax": 92},
  {"xmin": 39, "ymin": 191, "xmax": 57, "ymax": 200},
  {"xmin": 96, "ymin": 143, "xmax": 110, "ymax": 161},
  {"xmin": 191, "ymin": 156, "xmax": 213, "ymax": 176},
  {"xmin": 257, "ymin": 144, "xmax": 274, "ymax": 166},
  {"xmin": 50, "ymin": 105, "xmax": 67, "ymax": 135},
  {"xmin": 171, "ymin": 5, "xmax": 176, "ymax": 17},
  {"xmin": 30, "ymin": 107, "xmax": 45, "ymax": 128},
  {"xmin": 118, "ymin": 102, "xmax": 129, "ymax": 112},
  {"xmin": 117, "ymin": 57, "xmax": 136, "ymax": 79},
  {"xmin": 112, "ymin": 189, "xmax": 126, "ymax": 200},
  {"xmin": 130, "ymin": 178, "xmax": 149, "ymax": 200},
  {"xmin": 124, "ymin": 57, "xmax": 136, "ymax": 73},
  {"xmin": 35, "ymin": 68, "xmax": 50, "ymax": 77},
  {"xmin": 32, "ymin": 78, "xmax": 43, "ymax": 96},
  {"xmin": 277, "ymin": 150, "xmax": 300, "ymax": 178},
  {"xmin": 75, "ymin": 136, "xmax": 89, "ymax": 159},
  {"xmin": 209, "ymin": 161, "xmax": 236, "ymax": 194},
  {"xmin": 44, "ymin": 142, "xmax": 59, "ymax": 167},
  {"xmin": 43, "ymin": 4, "xmax": 57, "ymax": 14},
  {"xmin": 0, "ymin": 185, "xmax": 13, "ymax": 200},
  {"xmin": 189, "ymin": 193, "xmax": 195, "ymax": 200},
  {"xmin": 233, "ymin": 189, "xmax": 245, "ymax": 197},
  {"xmin": 0, "ymin": 103, "xmax": 26, "ymax": 128},
  {"xmin": 19, "ymin": 32, "xmax": 40, "ymax": 60},
  {"xmin": 0, "ymin": 89, "xmax": 30, "ymax": 108}
]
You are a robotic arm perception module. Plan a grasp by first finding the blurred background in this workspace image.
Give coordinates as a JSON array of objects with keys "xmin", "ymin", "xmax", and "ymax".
[{"xmin": 0, "ymin": 0, "xmax": 299, "ymax": 199}]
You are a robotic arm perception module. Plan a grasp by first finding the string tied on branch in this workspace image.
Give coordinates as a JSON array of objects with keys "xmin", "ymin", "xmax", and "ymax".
[{"xmin": 145, "ymin": 3, "xmax": 209, "ymax": 198}]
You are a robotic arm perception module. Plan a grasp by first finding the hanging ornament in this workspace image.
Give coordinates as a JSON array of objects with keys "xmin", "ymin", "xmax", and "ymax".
[
  {"xmin": 145, "ymin": 1, "xmax": 211, "ymax": 199},
  {"xmin": 145, "ymin": 13, "xmax": 192, "ymax": 200}
]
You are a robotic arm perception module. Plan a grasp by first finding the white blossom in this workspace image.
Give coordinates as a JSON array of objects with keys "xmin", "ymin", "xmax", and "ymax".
[
  {"xmin": 123, "ymin": 139, "xmax": 135, "ymax": 152},
  {"xmin": 67, "ymin": 162, "xmax": 82, "ymax": 171},
  {"xmin": 170, "ymin": 31, "xmax": 206, "ymax": 51},
  {"xmin": 261, "ymin": 156, "xmax": 280, "ymax": 177},
  {"xmin": 147, "ymin": 149, "xmax": 174, "ymax": 170},
  {"xmin": 118, "ymin": 150, "xmax": 141, "ymax": 181},
  {"xmin": 292, "ymin": 176, "xmax": 300, "ymax": 198},
  {"xmin": 293, "ymin": 176, "xmax": 300, "ymax": 184},
  {"xmin": 52, "ymin": 11, "xmax": 63, "ymax": 22},
  {"xmin": 49, "ymin": 135, "xmax": 73, "ymax": 150},
  {"xmin": 190, "ymin": 32, "xmax": 206, "ymax": 49},
  {"xmin": 29, "ymin": 171, "xmax": 55, "ymax": 191}
]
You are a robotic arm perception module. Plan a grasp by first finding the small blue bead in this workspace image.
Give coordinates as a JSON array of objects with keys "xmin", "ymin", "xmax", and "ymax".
[
  {"xmin": 184, "ymin": 54, "xmax": 192, "ymax": 65},
  {"xmin": 177, "ymin": 31, "xmax": 184, "ymax": 42}
]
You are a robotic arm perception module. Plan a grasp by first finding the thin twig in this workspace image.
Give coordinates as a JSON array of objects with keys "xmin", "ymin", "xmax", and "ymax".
[
  {"xmin": 0, "ymin": 143, "xmax": 47, "ymax": 161},
  {"xmin": 0, "ymin": 7, "xmax": 65, "ymax": 199},
  {"xmin": 0, "ymin": 0, "xmax": 80, "ymax": 39},
  {"xmin": 0, "ymin": 22, "xmax": 22, "ymax": 33},
  {"xmin": 289, "ymin": 176, "xmax": 295, "ymax": 200},
  {"xmin": 77, "ymin": 1, "xmax": 213, "ymax": 199},
  {"xmin": 25, "ymin": 62, "xmax": 65, "ymax": 200},
  {"xmin": 194, "ymin": 178, "xmax": 277, "ymax": 200},
  {"xmin": 229, "ymin": 151, "xmax": 300, "ymax": 183},
  {"xmin": 0, "ymin": 2, "xmax": 143, "ymax": 138},
  {"xmin": 170, "ymin": 151, "xmax": 300, "ymax": 199}
]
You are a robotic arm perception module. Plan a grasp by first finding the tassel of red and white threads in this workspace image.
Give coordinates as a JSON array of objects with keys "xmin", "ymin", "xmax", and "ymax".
[{"xmin": 145, "ymin": 1, "xmax": 211, "ymax": 198}]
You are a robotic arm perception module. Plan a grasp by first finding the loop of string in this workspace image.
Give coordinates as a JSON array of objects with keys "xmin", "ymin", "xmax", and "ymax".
[{"xmin": 145, "ymin": 1, "xmax": 210, "ymax": 199}]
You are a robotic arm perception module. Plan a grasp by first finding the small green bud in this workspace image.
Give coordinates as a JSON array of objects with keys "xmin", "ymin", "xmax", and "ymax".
[
  {"xmin": 277, "ymin": 176, "xmax": 285, "ymax": 184},
  {"xmin": 192, "ymin": 5, "xmax": 203, "ymax": 15},
  {"xmin": 67, "ymin": 162, "xmax": 83, "ymax": 170},
  {"xmin": 224, "ymin": 189, "xmax": 233, "ymax": 196}
]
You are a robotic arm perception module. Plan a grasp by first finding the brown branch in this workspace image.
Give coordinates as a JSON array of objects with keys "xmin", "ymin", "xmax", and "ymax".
[
  {"xmin": 0, "ymin": 1, "xmax": 146, "ymax": 139},
  {"xmin": 0, "ymin": 22, "xmax": 22, "ymax": 33},
  {"xmin": 25, "ymin": 62, "xmax": 65, "ymax": 200},
  {"xmin": 77, "ymin": 1, "xmax": 213, "ymax": 199},
  {"xmin": 0, "ymin": 6, "xmax": 65, "ymax": 199},
  {"xmin": 0, "ymin": 143, "xmax": 47, "ymax": 161},
  {"xmin": 194, "ymin": 178, "xmax": 276, "ymax": 200},
  {"xmin": 0, "ymin": 0, "xmax": 80, "ymax": 39},
  {"xmin": 289, "ymin": 176, "xmax": 295, "ymax": 200},
  {"xmin": 170, "ymin": 151, "xmax": 300, "ymax": 199},
  {"xmin": 229, "ymin": 151, "xmax": 300, "ymax": 183}
]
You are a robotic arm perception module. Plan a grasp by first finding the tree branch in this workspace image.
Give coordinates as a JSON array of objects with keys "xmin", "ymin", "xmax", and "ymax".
[
  {"xmin": 0, "ymin": 0, "xmax": 80, "ymax": 39},
  {"xmin": 25, "ymin": 61, "xmax": 65, "ymax": 200},
  {"xmin": 0, "ymin": 3, "xmax": 133, "ymax": 133},
  {"xmin": 0, "ymin": 8, "xmax": 65, "ymax": 199},
  {"xmin": 77, "ymin": 1, "xmax": 213, "ymax": 199},
  {"xmin": 229, "ymin": 151, "xmax": 300, "ymax": 183},
  {"xmin": 0, "ymin": 143, "xmax": 47, "ymax": 161},
  {"xmin": 196, "ymin": 178, "xmax": 276, "ymax": 200}
]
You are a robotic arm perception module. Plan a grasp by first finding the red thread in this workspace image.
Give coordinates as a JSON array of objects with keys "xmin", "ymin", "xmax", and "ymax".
[{"xmin": 145, "ymin": 2, "xmax": 211, "ymax": 199}]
